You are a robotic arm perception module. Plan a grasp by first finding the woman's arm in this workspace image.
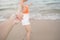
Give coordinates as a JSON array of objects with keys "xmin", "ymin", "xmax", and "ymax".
[
  {"xmin": 28, "ymin": 2, "xmax": 32, "ymax": 7},
  {"xmin": 0, "ymin": 15, "xmax": 16, "ymax": 40},
  {"xmin": 16, "ymin": 0, "xmax": 24, "ymax": 20}
]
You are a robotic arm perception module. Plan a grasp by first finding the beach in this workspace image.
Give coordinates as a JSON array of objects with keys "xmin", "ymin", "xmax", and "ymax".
[
  {"xmin": 5, "ymin": 19, "xmax": 60, "ymax": 40},
  {"xmin": 0, "ymin": 9, "xmax": 60, "ymax": 40},
  {"xmin": 0, "ymin": 0, "xmax": 60, "ymax": 40}
]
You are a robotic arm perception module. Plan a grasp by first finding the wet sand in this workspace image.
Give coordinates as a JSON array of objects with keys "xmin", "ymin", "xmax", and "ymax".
[
  {"xmin": 0, "ymin": 9, "xmax": 60, "ymax": 40},
  {"xmin": 5, "ymin": 19, "xmax": 60, "ymax": 40}
]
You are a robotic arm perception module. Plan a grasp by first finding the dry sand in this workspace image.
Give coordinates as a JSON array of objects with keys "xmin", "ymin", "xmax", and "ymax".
[
  {"xmin": 0, "ymin": 10, "xmax": 60, "ymax": 40},
  {"xmin": 5, "ymin": 19, "xmax": 60, "ymax": 40}
]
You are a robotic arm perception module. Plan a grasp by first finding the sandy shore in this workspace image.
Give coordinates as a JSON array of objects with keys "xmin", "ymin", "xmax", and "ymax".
[
  {"xmin": 0, "ymin": 9, "xmax": 60, "ymax": 40},
  {"xmin": 4, "ymin": 19, "xmax": 60, "ymax": 40}
]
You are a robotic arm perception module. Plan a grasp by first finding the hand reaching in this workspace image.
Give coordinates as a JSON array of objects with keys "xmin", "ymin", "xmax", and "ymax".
[{"xmin": 16, "ymin": 13, "xmax": 23, "ymax": 21}]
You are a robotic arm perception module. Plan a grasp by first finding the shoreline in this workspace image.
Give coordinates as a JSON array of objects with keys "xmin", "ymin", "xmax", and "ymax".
[{"xmin": 6, "ymin": 19, "xmax": 60, "ymax": 40}]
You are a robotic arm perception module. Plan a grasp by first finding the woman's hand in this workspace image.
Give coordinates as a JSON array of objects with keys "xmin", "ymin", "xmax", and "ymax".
[{"xmin": 16, "ymin": 13, "xmax": 23, "ymax": 21}]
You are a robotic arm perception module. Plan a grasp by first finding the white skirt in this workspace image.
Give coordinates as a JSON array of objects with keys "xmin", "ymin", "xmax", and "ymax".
[{"xmin": 21, "ymin": 14, "xmax": 30, "ymax": 25}]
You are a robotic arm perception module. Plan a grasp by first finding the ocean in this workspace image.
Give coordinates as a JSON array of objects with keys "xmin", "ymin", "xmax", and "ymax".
[{"xmin": 0, "ymin": 0, "xmax": 60, "ymax": 21}]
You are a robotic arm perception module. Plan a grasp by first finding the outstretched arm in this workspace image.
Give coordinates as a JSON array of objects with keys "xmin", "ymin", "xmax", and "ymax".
[
  {"xmin": 28, "ymin": 2, "xmax": 32, "ymax": 7},
  {"xmin": 16, "ymin": 0, "xmax": 24, "ymax": 20},
  {"xmin": 0, "ymin": 13, "xmax": 23, "ymax": 40},
  {"xmin": 0, "ymin": 14, "xmax": 16, "ymax": 40}
]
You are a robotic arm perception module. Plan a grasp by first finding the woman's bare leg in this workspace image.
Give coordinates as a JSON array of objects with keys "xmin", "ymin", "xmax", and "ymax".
[{"xmin": 24, "ymin": 25, "xmax": 32, "ymax": 40}]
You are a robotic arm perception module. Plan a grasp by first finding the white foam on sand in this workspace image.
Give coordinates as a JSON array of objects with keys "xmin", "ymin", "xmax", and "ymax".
[
  {"xmin": 30, "ymin": 13, "xmax": 60, "ymax": 20},
  {"xmin": 0, "ymin": 16, "xmax": 6, "ymax": 21},
  {"xmin": 0, "ymin": 19, "xmax": 6, "ymax": 21},
  {"xmin": 0, "ymin": 13, "xmax": 60, "ymax": 22}
]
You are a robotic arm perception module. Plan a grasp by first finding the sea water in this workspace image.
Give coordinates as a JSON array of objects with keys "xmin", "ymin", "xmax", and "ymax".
[{"xmin": 0, "ymin": 0, "xmax": 60, "ymax": 20}]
